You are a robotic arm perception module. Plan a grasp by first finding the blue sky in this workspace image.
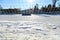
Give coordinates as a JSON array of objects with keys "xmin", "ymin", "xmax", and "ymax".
[{"xmin": 0, "ymin": 0, "xmax": 60, "ymax": 10}]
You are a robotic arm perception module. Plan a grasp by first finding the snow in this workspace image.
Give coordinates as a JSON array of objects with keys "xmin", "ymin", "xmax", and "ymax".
[{"xmin": 0, "ymin": 14, "xmax": 60, "ymax": 40}]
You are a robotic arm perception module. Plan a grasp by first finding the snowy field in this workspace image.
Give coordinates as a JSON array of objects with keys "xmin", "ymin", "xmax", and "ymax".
[{"xmin": 0, "ymin": 14, "xmax": 60, "ymax": 40}]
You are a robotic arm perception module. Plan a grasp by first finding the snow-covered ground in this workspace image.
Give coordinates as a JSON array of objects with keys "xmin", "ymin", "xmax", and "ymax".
[{"xmin": 0, "ymin": 14, "xmax": 60, "ymax": 40}]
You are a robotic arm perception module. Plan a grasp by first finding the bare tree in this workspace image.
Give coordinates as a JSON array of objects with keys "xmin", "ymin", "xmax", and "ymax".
[
  {"xmin": 58, "ymin": 2, "xmax": 60, "ymax": 7},
  {"xmin": 0, "ymin": 5, "xmax": 2, "ymax": 9},
  {"xmin": 52, "ymin": 0, "xmax": 59, "ymax": 7}
]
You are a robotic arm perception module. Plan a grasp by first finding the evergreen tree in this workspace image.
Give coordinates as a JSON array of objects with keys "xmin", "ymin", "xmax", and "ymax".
[{"xmin": 34, "ymin": 4, "xmax": 39, "ymax": 14}]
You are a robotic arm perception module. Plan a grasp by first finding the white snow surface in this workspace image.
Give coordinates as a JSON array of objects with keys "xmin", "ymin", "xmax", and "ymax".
[{"xmin": 0, "ymin": 14, "xmax": 60, "ymax": 40}]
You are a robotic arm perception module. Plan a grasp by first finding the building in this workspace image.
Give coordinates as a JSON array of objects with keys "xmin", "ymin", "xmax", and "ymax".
[
  {"xmin": 0, "ymin": 8, "xmax": 20, "ymax": 14},
  {"xmin": 21, "ymin": 9, "xmax": 33, "ymax": 15}
]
